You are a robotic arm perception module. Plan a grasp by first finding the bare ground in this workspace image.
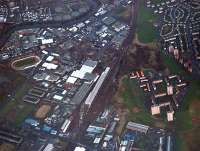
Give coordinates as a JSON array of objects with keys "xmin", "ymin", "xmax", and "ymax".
[
  {"xmin": 112, "ymin": 76, "xmax": 129, "ymax": 135},
  {"xmin": 120, "ymin": 35, "xmax": 165, "ymax": 75},
  {"xmin": 35, "ymin": 104, "xmax": 51, "ymax": 119}
]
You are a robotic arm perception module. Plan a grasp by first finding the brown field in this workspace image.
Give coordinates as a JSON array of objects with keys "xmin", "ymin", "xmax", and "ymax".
[
  {"xmin": 184, "ymin": 128, "xmax": 200, "ymax": 151},
  {"xmin": 189, "ymin": 100, "xmax": 200, "ymax": 126},
  {"xmin": 184, "ymin": 100, "xmax": 200, "ymax": 151},
  {"xmin": 112, "ymin": 76, "xmax": 129, "ymax": 135},
  {"xmin": 35, "ymin": 105, "xmax": 51, "ymax": 119},
  {"xmin": 0, "ymin": 143, "xmax": 15, "ymax": 151}
]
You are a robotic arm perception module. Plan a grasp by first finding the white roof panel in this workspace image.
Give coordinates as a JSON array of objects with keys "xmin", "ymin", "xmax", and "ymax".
[
  {"xmin": 42, "ymin": 39, "xmax": 53, "ymax": 44},
  {"xmin": 42, "ymin": 62, "xmax": 58, "ymax": 70},
  {"xmin": 53, "ymin": 95, "xmax": 63, "ymax": 100},
  {"xmin": 85, "ymin": 67, "xmax": 110, "ymax": 106},
  {"xmin": 80, "ymin": 65, "xmax": 94, "ymax": 73},
  {"xmin": 71, "ymin": 70, "xmax": 86, "ymax": 79},
  {"xmin": 66, "ymin": 76, "xmax": 77, "ymax": 84},
  {"xmin": 46, "ymin": 56, "xmax": 54, "ymax": 62},
  {"xmin": 74, "ymin": 147, "xmax": 86, "ymax": 151}
]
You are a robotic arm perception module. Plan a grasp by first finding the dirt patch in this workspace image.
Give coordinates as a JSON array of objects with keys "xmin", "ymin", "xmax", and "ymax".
[
  {"xmin": 112, "ymin": 76, "xmax": 129, "ymax": 135},
  {"xmin": 181, "ymin": 100, "xmax": 200, "ymax": 151},
  {"xmin": 0, "ymin": 143, "xmax": 15, "ymax": 151},
  {"xmin": 120, "ymin": 35, "xmax": 165, "ymax": 75},
  {"xmin": 154, "ymin": 121, "xmax": 165, "ymax": 129},
  {"xmin": 132, "ymin": 107, "xmax": 140, "ymax": 113},
  {"xmin": 184, "ymin": 128, "xmax": 200, "ymax": 151},
  {"xmin": 35, "ymin": 105, "xmax": 51, "ymax": 119},
  {"xmin": 189, "ymin": 100, "xmax": 200, "ymax": 126}
]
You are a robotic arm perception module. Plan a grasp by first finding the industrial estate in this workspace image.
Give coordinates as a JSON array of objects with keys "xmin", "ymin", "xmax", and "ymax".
[{"xmin": 0, "ymin": 0, "xmax": 199, "ymax": 151}]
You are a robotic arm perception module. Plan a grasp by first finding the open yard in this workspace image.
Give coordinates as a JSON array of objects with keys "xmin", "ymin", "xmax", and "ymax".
[
  {"xmin": 137, "ymin": 0, "xmax": 158, "ymax": 43},
  {"xmin": 175, "ymin": 80, "xmax": 200, "ymax": 151},
  {"xmin": 35, "ymin": 104, "xmax": 51, "ymax": 119},
  {"xmin": 0, "ymin": 80, "xmax": 34, "ymax": 126},
  {"xmin": 11, "ymin": 56, "xmax": 41, "ymax": 70},
  {"xmin": 118, "ymin": 76, "xmax": 166, "ymax": 128},
  {"xmin": 0, "ymin": 143, "xmax": 15, "ymax": 151},
  {"xmin": 161, "ymin": 52, "xmax": 200, "ymax": 151}
]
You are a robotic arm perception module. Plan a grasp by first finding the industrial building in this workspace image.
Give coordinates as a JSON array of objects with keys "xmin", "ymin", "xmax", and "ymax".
[{"xmin": 126, "ymin": 122, "xmax": 149, "ymax": 134}]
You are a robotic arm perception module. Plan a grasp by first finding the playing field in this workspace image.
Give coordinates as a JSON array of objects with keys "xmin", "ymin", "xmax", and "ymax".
[
  {"xmin": 35, "ymin": 105, "xmax": 51, "ymax": 119},
  {"xmin": 11, "ymin": 56, "xmax": 40, "ymax": 70},
  {"xmin": 137, "ymin": 0, "xmax": 158, "ymax": 43}
]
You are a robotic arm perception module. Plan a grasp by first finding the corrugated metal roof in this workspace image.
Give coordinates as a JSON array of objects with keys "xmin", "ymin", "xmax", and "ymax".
[
  {"xmin": 85, "ymin": 67, "xmax": 110, "ymax": 106},
  {"xmin": 83, "ymin": 59, "xmax": 98, "ymax": 68},
  {"xmin": 71, "ymin": 82, "xmax": 93, "ymax": 105}
]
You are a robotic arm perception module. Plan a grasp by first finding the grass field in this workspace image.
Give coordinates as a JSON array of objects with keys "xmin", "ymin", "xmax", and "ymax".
[
  {"xmin": 119, "ymin": 77, "xmax": 166, "ymax": 127},
  {"xmin": 119, "ymin": 52, "xmax": 200, "ymax": 150},
  {"xmin": 11, "ymin": 56, "xmax": 40, "ymax": 70},
  {"xmin": 161, "ymin": 52, "xmax": 200, "ymax": 151},
  {"xmin": 175, "ymin": 80, "xmax": 200, "ymax": 151},
  {"xmin": 0, "ymin": 80, "xmax": 34, "ymax": 126},
  {"xmin": 161, "ymin": 52, "xmax": 187, "ymax": 75},
  {"xmin": 14, "ymin": 57, "xmax": 38, "ymax": 67},
  {"xmin": 137, "ymin": 0, "xmax": 158, "ymax": 43},
  {"xmin": 134, "ymin": 0, "xmax": 200, "ymax": 149},
  {"xmin": 114, "ymin": 5, "xmax": 132, "ymax": 22}
]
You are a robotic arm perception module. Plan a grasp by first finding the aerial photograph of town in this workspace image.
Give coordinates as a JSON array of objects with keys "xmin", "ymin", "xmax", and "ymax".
[{"xmin": 0, "ymin": 0, "xmax": 199, "ymax": 151}]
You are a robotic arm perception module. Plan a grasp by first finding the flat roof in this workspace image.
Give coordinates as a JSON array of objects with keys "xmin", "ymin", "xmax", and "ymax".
[
  {"xmin": 46, "ymin": 56, "xmax": 54, "ymax": 62},
  {"xmin": 74, "ymin": 147, "xmax": 86, "ymax": 151},
  {"xmin": 66, "ymin": 76, "xmax": 77, "ymax": 84},
  {"xmin": 85, "ymin": 67, "xmax": 110, "ymax": 106},
  {"xmin": 84, "ymin": 59, "xmax": 98, "ymax": 68},
  {"xmin": 71, "ymin": 82, "xmax": 93, "ymax": 105}
]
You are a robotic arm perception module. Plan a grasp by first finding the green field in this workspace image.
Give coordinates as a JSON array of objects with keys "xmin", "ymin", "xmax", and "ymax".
[
  {"xmin": 135, "ymin": 0, "xmax": 200, "ymax": 149},
  {"xmin": 120, "ymin": 77, "xmax": 166, "ymax": 127},
  {"xmin": 161, "ymin": 53, "xmax": 200, "ymax": 151},
  {"xmin": 12, "ymin": 56, "xmax": 40, "ymax": 70},
  {"xmin": 161, "ymin": 52, "xmax": 187, "ymax": 75},
  {"xmin": 137, "ymin": 0, "xmax": 158, "ymax": 43},
  {"xmin": 175, "ymin": 80, "xmax": 200, "ymax": 151},
  {"xmin": 119, "ymin": 53, "xmax": 200, "ymax": 151},
  {"xmin": 0, "ymin": 80, "xmax": 34, "ymax": 126}
]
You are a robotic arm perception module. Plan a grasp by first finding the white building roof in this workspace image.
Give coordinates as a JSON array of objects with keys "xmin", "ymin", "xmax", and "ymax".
[
  {"xmin": 53, "ymin": 95, "xmax": 63, "ymax": 101},
  {"xmin": 71, "ymin": 60, "xmax": 97, "ymax": 79},
  {"xmin": 94, "ymin": 137, "xmax": 101, "ymax": 144},
  {"xmin": 42, "ymin": 62, "xmax": 58, "ymax": 70},
  {"xmin": 85, "ymin": 67, "xmax": 110, "ymax": 106},
  {"xmin": 74, "ymin": 147, "xmax": 86, "ymax": 151},
  {"xmin": 69, "ymin": 27, "xmax": 78, "ymax": 32},
  {"xmin": 41, "ymin": 39, "xmax": 54, "ymax": 45},
  {"xmin": 76, "ymin": 22, "xmax": 85, "ymax": 28},
  {"xmin": 80, "ymin": 65, "xmax": 94, "ymax": 74},
  {"xmin": 43, "ymin": 144, "xmax": 54, "ymax": 151},
  {"xmin": 61, "ymin": 119, "xmax": 71, "ymax": 133},
  {"xmin": 46, "ymin": 56, "xmax": 54, "ymax": 62},
  {"xmin": 120, "ymin": 146, "xmax": 126, "ymax": 151},
  {"xmin": 42, "ymin": 50, "xmax": 48, "ymax": 54},
  {"xmin": 71, "ymin": 70, "xmax": 86, "ymax": 79},
  {"xmin": 62, "ymin": 90, "xmax": 67, "ymax": 95},
  {"xmin": 66, "ymin": 76, "xmax": 77, "ymax": 84}
]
